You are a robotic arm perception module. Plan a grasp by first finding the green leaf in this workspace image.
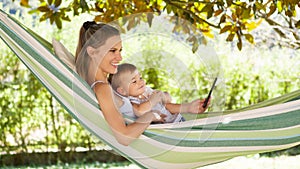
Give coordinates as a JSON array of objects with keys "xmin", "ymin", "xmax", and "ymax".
[
  {"xmin": 200, "ymin": 36, "xmax": 207, "ymax": 45},
  {"xmin": 28, "ymin": 9, "xmax": 39, "ymax": 14},
  {"xmin": 147, "ymin": 13, "xmax": 154, "ymax": 27},
  {"xmin": 246, "ymin": 20, "xmax": 261, "ymax": 31},
  {"xmin": 277, "ymin": 0, "xmax": 283, "ymax": 13},
  {"xmin": 127, "ymin": 18, "xmax": 135, "ymax": 31},
  {"xmin": 244, "ymin": 34, "xmax": 254, "ymax": 44},
  {"xmin": 47, "ymin": 0, "xmax": 54, "ymax": 5},
  {"xmin": 38, "ymin": 6, "xmax": 50, "ymax": 12},
  {"xmin": 187, "ymin": 35, "xmax": 196, "ymax": 42},
  {"xmin": 295, "ymin": 20, "xmax": 300, "ymax": 28},
  {"xmin": 55, "ymin": 17, "xmax": 62, "ymax": 29},
  {"xmin": 39, "ymin": 12, "xmax": 51, "ymax": 22},
  {"xmin": 20, "ymin": 0, "xmax": 30, "ymax": 7},
  {"xmin": 192, "ymin": 40, "xmax": 199, "ymax": 53},
  {"xmin": 166, "ymin": 5, "xmax": 172, "ymax": 14},
  {"xmin": 232, "ymin": 13, "xmax": 237, "ymax": 21},
  {"xmin": 50, "ymin": 15, "xmax": 54, "ymax": 24},
  {"xmin": 220, "ymin": 25, "xmax": 232, "ymax": 34},
  {"xmin": 237, "ymin": 34, "xmax": 242, "ymax": 50},
  {"xmin": 236, "ymin": 7, "xmax": 242, "ymax": 16},
  {"xmin": 226, "ymin": 0, "xmax": 233, "ymax": 6},
  {"xmin": 285, "ymin": 10, "xmax": 293, "ymax": 17},
  {"xmin": 219, "ymin": 14, "xmax": 226, "ymax": 24},
  {"xmin": 267, "ymin": 4, "xmax": 276, "ymax": 17},
  {"xmin": 237, "ymin": 41, "xmax": 242, "ymax": 50},
  {"xmin": 254, "ymin": 1, "xmax": 265, "ymax": 11},
  {"xmin": 226, "ymin": 33, "xmax": 235, "ymax": 41},
  {"xmin": 80, "ymin": 0, "xmax": 89, "ymax": 12},
  {"xmin": 214, "ymin": 9, "xmax": 223, "ymax": 17},
  {"xmin": 61, "ymin": 15, "xmax": 71, "ymax": 22},
  {"xmin": 54, "ymin": 0, "xmax": 62, "ymax": 7},
  {"xmin": 201, "ymin": 4, "xmax": 213, "ymax": 19},
  {"xmin": 242, "ymin": 7, "xmax": 251, "ymax": 20},
  {"xmin": 207, "ymin": 10, "xmax": 213, "ymax": 19}
]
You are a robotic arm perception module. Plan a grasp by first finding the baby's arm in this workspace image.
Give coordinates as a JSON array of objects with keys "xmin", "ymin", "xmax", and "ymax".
[
  {"xmin": 165, "ymin": 103, "xmax": 183, "ymax": 114},
  {"xmin": 165, "ymin": 98, "xmax": 210, "ymax": 114}
]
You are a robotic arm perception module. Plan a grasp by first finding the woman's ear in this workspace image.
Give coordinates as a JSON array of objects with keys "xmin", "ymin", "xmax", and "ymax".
[{"xmin": 86, "ymin": 46, "xmax": 97, "ymax": 58}]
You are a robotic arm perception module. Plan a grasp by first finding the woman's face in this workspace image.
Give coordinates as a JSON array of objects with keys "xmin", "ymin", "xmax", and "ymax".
[{"xmin": 93, "ymin": 35, "xmax": 123, "ymax": 76}]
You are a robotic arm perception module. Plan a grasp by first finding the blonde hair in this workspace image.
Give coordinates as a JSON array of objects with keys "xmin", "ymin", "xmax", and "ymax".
[
  {"xmin": 109, "ymin": 63, "xmax": 137, "ymax": 91},
  {"xmin": 75, "ymin": 21, "xmax": 120, "ymax": 82}
]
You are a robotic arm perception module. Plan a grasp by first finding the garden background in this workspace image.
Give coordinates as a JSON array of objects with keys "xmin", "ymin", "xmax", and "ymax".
[{"xmin": 1, "ymin": 1, "xmax": 300, "ymax": 168}]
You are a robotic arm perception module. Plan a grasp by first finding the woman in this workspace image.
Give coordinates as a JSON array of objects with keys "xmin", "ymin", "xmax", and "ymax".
[{"xmin": 75, "ymin": 21, "xmax": 164, "ymax": 146}]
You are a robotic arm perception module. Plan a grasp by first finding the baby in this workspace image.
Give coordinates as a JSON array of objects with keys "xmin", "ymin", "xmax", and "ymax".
[{"xmin": 109, "ymin": 63, "xmax": 209, "ymax": 123}]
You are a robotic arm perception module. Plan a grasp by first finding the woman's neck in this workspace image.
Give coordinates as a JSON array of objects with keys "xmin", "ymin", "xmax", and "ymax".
[
  {"xmin": 95, "ymin": 73, "xmax": 108, "ymax": 83},
  {"xmin": 88, "ymin": 69, "xmax": 108, "ymax": 84}
]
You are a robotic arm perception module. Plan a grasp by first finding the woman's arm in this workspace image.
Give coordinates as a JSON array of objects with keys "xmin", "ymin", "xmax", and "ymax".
[
  {"xmin": 94, "ymin": 83, "xmax": 157, "ymax": 146},
  {"xmin": 131, "ymin": 101, "xmax": 153, "ymax": 116},
  {"xmin": 131, "ymin": 91, "xmax": 164, "ymax": 117}
]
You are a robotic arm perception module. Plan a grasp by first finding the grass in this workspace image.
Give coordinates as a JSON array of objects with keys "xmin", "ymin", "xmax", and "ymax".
[
  {"xmin": 200, "ymin": 155, "xmax": 300, "ymax": 169},
  {"xmin": 3, "ymin": 154, "xmax": 300, "ymax": 169}
]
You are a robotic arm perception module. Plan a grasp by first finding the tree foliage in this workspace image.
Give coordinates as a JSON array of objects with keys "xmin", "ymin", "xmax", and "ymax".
[
  {"xmin": 13, "ymin": 0, "xmax": 300, "ymax": 50},
  {"xmin": 0, "ymin": 13, "xmax": 101, "ymax": 154},
  {"xmin": 1, "ymin": 6, "xmax": 299, "ymax": 158}
]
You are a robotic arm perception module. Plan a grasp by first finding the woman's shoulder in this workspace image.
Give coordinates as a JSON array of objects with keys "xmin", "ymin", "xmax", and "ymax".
[
  {"xmin": 90, "ymin": 80, "xmax": 108, "ymax": 88},
  {"xmin": 92, "ymin": 81, "xmax": 112, "ymax": 97}
]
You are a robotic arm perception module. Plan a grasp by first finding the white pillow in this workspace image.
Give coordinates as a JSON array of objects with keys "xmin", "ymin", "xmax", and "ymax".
[{"xmin": 52, "ymin": 38, "xmax": 76, "ymax": 71}]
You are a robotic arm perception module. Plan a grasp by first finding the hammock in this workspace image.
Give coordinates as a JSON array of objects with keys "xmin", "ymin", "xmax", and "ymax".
[{"xmin": 1, "ymin": 10, "xmax": 300, "ymax": 169}]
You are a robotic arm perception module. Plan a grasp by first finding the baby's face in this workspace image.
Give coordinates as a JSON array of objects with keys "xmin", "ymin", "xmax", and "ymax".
[{"xmin": 123, "ymin": 70, "xmax": 146, "ymax": 97}]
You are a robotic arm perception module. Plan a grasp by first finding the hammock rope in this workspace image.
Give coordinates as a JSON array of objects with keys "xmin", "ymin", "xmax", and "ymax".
[{"xmin": 1, "ymin": 10, "xmax": 300, "ymax": 168}]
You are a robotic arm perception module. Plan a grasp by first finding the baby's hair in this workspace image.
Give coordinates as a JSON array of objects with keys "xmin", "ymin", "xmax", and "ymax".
[{"xmin": 109, "ymin": 63, "xmax": 137, "ymax": 91}]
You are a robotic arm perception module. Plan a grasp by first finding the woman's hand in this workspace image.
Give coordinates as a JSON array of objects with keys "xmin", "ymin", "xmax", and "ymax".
[{"xmin": 150, "ymin": 110, "xmax": 166, "ymax": 123}]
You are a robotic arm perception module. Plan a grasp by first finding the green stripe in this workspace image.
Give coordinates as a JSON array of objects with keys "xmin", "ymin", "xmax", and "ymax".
[
  {"xmin": 148, "ymin": 146, "xmax": 289, "ymax": 164},
  {"xmin": 192, "ymin": 109, "xmax": 300, "ymax": 130},
  {"xmin": 147, "ymin": 125, "xmax": 300, "ymax": 141},
  {"xmin": 144, "ymin": 131, "xmax": 300, "ymax": 147}
]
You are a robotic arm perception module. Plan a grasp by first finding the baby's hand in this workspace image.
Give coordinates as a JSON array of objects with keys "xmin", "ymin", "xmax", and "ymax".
[
  {"xmin": 200, "ymin": 97, "xmax": 211, "ymax": 110},
  {"xmin": 188, "ymin": 98, "xmax": 210, "ymax": 114}
]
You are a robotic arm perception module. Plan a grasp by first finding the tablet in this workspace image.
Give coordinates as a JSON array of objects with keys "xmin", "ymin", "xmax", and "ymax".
[{"xmin": 202, "ymin": 77, "xmax": 217, "ymax": 108}]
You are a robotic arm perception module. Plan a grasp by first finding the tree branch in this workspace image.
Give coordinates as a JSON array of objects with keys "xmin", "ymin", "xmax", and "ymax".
[{"xmin": 164, "ymin": 0, "xmax": 220, "ymax": 29}]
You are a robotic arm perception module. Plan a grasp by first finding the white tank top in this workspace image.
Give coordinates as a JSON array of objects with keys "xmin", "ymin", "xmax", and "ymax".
[
  {"xmin": 91, "ymin": 82, "xmax": 184, "ymax": 123},
  {"xmin": 114, "ymin": 92, "xmax": 137, "ymax": 120}
]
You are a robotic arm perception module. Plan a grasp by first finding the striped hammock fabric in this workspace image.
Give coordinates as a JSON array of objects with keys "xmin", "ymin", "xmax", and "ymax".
[{"xmin": 1, "ymin": 10, "xmax": 300, "ymax": 169}]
